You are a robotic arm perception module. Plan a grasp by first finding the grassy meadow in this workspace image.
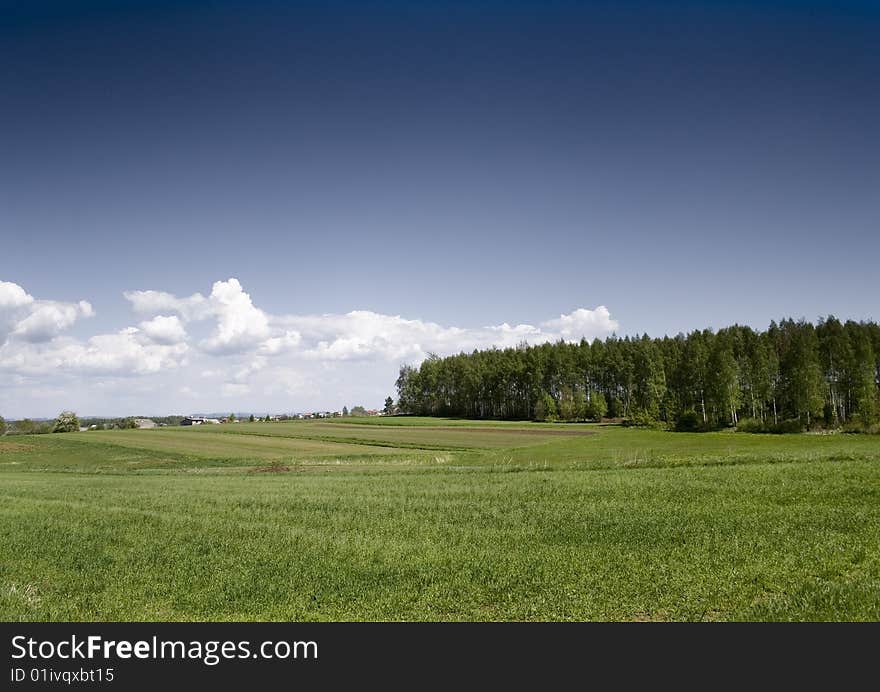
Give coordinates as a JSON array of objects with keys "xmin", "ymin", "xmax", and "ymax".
[{"xmin": 1, "ymin": 418, "xmax": 878, "ymax": 621}]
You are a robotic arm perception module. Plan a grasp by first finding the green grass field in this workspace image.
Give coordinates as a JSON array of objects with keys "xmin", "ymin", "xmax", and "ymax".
[{"xmin": 1, "ymin": 419, "xmax": 878, "ymax": 621}]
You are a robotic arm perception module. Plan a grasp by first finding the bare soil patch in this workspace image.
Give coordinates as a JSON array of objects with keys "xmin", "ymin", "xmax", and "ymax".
[{"xmin": 0, "ymin": 442, "xmax": 35, "ymax": 453}]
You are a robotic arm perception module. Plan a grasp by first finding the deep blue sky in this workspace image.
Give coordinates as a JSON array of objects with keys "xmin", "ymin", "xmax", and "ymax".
[{"xmin": 1, "ymin": 0, "xmax": 878, "ymax": 415}]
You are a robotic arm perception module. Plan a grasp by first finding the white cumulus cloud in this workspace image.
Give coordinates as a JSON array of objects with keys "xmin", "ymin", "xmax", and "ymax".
[
  {"xmin": 124, "ymin": 277, "xmax": 619, "ymax": 365},
  {"xmin": 201, "ymin": 278, "xmax": 270, "ymax": 354},
  {"xmin": 541, "ymin": 306, "xmax": 618, "ymax": 341},
  {"xmin": 126, "ymin": 278, "xmax": 271, "ymax": 354},
  {"xmin": 1, "ymin": 276, "xmax": 620, "ymax": 416},
  {"xmin": 12, "ymin": 300, "xmax": 94, "ymax": 343},
  {"xmin": 139, "ymin": 315, "xmax": 187, "ymax": 345},
  {"xmin": 0, "ymin": 329, "xmax": 188, "ymax": 376},
  {"xmin": 258, "ymin": 330, "xmax": 302, "ymax": 355},
  {"xmin": 279, "ymin": 307, "xmax": 617, "ymax": 362},
  {"xmin": 0, "ymin": 281, "xmax": 34, "ymax": 310},
  {"xmin": 0, "ymin": 280, "xmax": 94, "ymax": 344},
  {"xmin": 124, "ymin": 289, "xmax": 209, "ymax": 321}
]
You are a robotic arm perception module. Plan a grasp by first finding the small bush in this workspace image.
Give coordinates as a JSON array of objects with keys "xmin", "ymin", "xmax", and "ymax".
[
  {"xmin": 623, "ymin": 411, "xmax": 653, "ymax": 428},
  {"xmin": 9, "ymin": 419, "xmax": 52, "ymax": 435},
  {"xmin": 736, "ymin": 418, "xmax": 767, "ymax": 433},
  {"xmin": 767, "ymin": 419, "xmax": 804, "ymax": 434},
  {"xmin": 841, "ymin": 420, "xmax": 880, "ymax": 435},
  {"xmin": 674, "ymin": 410, "xmax": 703, "ymax": 432},
  {"xmin": 623, "ymin": 411, "xmax": 659, "ymax": 428}
]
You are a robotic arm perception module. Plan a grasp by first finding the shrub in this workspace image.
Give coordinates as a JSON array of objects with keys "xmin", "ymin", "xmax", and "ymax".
[
  {"xmin": 10, "ymin": 419, "xmax": 52, "ymax": 435},
  {"xmin": 841, "ymin": 420, "xmax": 880, "ymax": 435},
  {"xmin": 674, "ymin": 410, "xmax": 703, "ymax": 432},
  {"xmin": 736, "ymin": 417, "xmax": 766, "ymax": 433},
  {"xmin": 767, "ymin": 419, "xmax": 804, "ymax": 434},
  {"xmin": 624, "ymin": 411, "xmax": 655, "ymax": 428}
]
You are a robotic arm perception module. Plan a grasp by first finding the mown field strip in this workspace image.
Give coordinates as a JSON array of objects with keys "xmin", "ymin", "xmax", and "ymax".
[
  {"xmin": 207, "ymin": 429, "xmax": 473, "ymax": 451},
  {"xmin": 198, "ymin": 421, "xmax": 570, "ymax": 449},
  {"xmin": 58, "ymin": 429, "xmax": 413, "ymax": 457}
]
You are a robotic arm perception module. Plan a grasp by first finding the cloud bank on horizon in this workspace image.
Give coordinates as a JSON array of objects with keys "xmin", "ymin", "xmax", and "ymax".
[{"xmin": 0, "ymin": 278, "xmax": 618, "ymax": 416}]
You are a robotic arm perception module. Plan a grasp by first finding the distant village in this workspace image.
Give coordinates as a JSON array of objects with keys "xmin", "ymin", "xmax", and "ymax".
[
  {"xmin": 179, "ymin": 408, "xmax": 389, "ymax": 426},
  {"xmin": 2, "ymin": 401, "xmax": 397, "ymax": 435}
]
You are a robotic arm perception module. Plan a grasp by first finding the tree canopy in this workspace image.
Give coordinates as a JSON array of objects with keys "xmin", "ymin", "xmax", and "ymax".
[{"xmin": 395, "ymin": 317, "xmax": 880, "ymax": 431}]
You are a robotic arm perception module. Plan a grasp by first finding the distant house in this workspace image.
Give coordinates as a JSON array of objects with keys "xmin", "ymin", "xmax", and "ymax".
[
  {"xmin": 181, "ymin": 416, "xmax": 221, "ymax": 426},
  {"xmin": 134, "ymin": 418, "xmax": 157, "ymax": 429}
]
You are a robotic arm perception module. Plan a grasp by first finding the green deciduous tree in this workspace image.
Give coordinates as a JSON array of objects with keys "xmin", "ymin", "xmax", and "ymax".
[
  {"xmin": 707, "ymin": 332, "xmax": 740, "ymax": 426},
  {"xmin": 52, "ymin": 411, "xmax": 79, "ymax": 433},
  {"xmin": 585, "ymin": 391, "xmax": 607, "ymax": 421},
  {"xmin": 534, "ymin": 392, "xmax": 558, "ymax": 422}
]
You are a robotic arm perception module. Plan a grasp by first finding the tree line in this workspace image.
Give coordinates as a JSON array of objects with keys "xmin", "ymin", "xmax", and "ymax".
[
  {"xmin": 395, "ymin": 317, "xmax": 880, "ymax": 431},
  {"xmin": 1, "ymin": 413, "xmax": 170, "ymax": 435}
]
